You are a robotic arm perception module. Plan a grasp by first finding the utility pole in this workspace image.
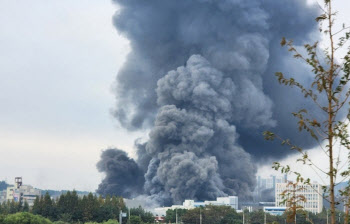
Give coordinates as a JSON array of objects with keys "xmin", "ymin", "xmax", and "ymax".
[
  {"xmin": 243, "ymin": 210, "xmax": 245, "ymax": 224},
  {"xmin": 176, "ymin": 208, "xmax": 178, "ymax": 224},
  {"xmin": 128, "ymin": 207, "xmax": 130, "ymax": 224},
  {"xmin": 119, "ymin": 210, "xmax": 122, "ymax": 224},
  {"xmin": 264, "ymin": 212, "xmax": 266, "ymax": 224},
  {"xmin": 327, "ymin": 210, "xmax": 329, "ymax": 224},
  {"xmin": 200, "ymin": 207, "xmax": 202, "ymax": 224}
]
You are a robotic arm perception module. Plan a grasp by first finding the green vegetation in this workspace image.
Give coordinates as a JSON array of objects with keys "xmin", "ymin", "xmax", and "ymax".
[
  {"xmin": 0, "ymin": 191, "xmax": 125, "ymax": 224},
  {"xmin": 0, "ymin": 200, "xmax": 348, "ymax": 224},
  {"xmin": 165, "ymin": 208, "xmax": 187, "ymax": 223},
  {"xmin": 2, "ymin": 212, "xmax": 52, "ymax": 224},
  {"xmin": 32, "ymin": 191, "xmax": 125, "ymax": 223}
]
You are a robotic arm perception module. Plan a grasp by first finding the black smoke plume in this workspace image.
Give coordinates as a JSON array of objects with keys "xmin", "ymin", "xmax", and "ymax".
[
  {"xmin": 97, "ymin": 0, "xmax": 321, "ymax": 205},
  {"xmin": 97, "ymin": 149, "xmax": 144, "ymax": 198}
]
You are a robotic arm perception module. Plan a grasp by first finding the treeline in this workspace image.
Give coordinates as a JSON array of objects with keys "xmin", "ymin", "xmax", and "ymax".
[
  {"xmin": 0, "ymin": 200, "xmax": 30, "ymax": 214},
  {"xmin": 0, "ymin": 190, "xmax": 154, "ymax": 224},
  {"xmin": 31, "ymin": 191, "xmax": 127, "ymax": 223},
  {"xmin": 0, "ymin": 190, "xmax": 348, "ymax": 224},
  {"xmin": 0, "ymin": 212, "xmax": 119, "ymax": 224},
  {"xmin": 165, "ymin": 206, "xmax": 348, "ymax": 224}
]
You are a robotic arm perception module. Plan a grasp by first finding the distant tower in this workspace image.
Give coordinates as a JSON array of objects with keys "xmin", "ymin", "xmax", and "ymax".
[
  {"xmin": 14, "ymin": 177, "xmax": 23, "ymax": 205},
  {"xmin": 15, "ymin": 177, "xmax": 22, "ymax": 189}
]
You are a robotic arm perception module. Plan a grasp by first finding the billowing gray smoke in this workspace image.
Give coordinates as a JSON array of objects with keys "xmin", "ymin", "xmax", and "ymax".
[
  {"xmin": 97, "ymin": 0, "xmax": 320, "ymax": 205},
  {"xmin": 97, "ymin": 149, "xmax": 144, "ymax": 198}
]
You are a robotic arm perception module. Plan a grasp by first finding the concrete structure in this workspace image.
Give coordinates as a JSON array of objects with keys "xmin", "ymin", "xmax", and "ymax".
[
  {"xmin": 154, "ymin": 196, "xmax": 238, "ymax": 216},
  {"xmin": 6, "ymin": 177, "xmax": 41, "ymax": 206},
  {"xmin": 275, "ymin": 182, "xmax": 323, "ymax": 214}
]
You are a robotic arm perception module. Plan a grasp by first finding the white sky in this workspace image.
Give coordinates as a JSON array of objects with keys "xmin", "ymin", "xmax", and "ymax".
[{"xmin": 0, "ymin": 0, "xmax": 349, "ymax": 192}]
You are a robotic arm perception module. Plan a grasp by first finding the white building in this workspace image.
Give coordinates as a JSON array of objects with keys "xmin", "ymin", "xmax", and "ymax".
[
  {"xmin": 6, "ymin": 177, "xmax": 41, "ymax": 206},
  {"xmin": 154, "ymin": 196, "xmax": 238, "ymax": 216},
  {"xmin": 275, "ymin": 182, "xmax": 323, "ymax": 214}
]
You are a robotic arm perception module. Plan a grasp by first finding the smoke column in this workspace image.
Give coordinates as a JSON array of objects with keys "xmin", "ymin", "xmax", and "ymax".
[{"xmin": 97, "ymin": 0, "xmax": 321, "ymax": 205}]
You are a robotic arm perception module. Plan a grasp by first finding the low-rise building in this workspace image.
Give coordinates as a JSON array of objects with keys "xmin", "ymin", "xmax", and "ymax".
[
  {"xmin": 6, "ymin": 177, "xmax": 41, "ymax": 206},
  {"xmin": 154, "ymin": 196, "xmax": 238, "ymax": 216}
]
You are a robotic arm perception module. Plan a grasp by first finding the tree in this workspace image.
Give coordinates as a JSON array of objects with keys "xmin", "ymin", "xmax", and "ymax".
[
  {"xmin": 129, "ymin": 206, "xmax": 155, "ymax": 223},
  {"xmin": 42, "ymin": 192, "xmax": 54, "ymax": 218},
  {"xmin": 264, "ymin": 1, "xmax": 350, "ymax": 224},
  {"xmin": 165, "ymin": 208, "xmax": 188, "ymax": 223},
  {"xmin": 81, "ymin": 193, "xmax": 99, "ymax": 222},
  {"xmin": 279, "ymin": 181, "xmax": 307, "ymax": 224},
  {"xmin": 22, "ymin": 201, "xmax": 29, "ymax": 213},
  {"xmin": 4, "ymin": 212, "xmax": 52, "ymax": 224},
  {"xmin": 181, "ymin": 206, "xmax": 243, "ymax": 224},
  {"xmin": 129, "ymin": 215, "xmax": 142, "ymax": 224}
]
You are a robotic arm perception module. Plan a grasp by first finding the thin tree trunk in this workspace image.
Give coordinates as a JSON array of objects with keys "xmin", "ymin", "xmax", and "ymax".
[
  {"xmin": 344, "ymin": 203, "xmax": 349, "ymax": 224},
  {"xmin": 328, "ymin": 1, "xmax": 336, "ymax": 224}
]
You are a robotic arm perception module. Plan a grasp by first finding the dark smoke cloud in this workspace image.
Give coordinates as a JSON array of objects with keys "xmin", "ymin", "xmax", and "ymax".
[
  {"xmin": 97, "ymin": 0, "xmax": 321, "ymax": 205},
  {"xmin": 96, "ymin": 149, "xmax": 144, "ymax": 198}
]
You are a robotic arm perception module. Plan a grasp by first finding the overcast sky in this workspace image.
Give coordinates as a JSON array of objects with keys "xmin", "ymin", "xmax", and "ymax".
[{"xmin": 0, "ymin": 0, "xmax": 349, "ymax": 192}]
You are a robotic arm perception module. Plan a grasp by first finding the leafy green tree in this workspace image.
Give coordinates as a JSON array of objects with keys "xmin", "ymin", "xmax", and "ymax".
[
  {"xmin": 263, "ymin": 0, "xmax": 350, "ymax": 223},
  {"xmin": 182, "ymin": 206, "xmax": 243, "ymax": 224},
  {"xmin": 4, "ymin": 212, "xmax": 52, "ymax": 224},
  {"xmin": 58, "ymin": 213, "xmax": 72, "ymax": 223},
  {"xmin": 103, "ymin": 220, "xmax": 119, "ymax": 224},
  {"xmin": 129, "ymin": 215, "xmax": 142, "ymax": 224},
  {"xmin": 181, "ymin": 207, "xmax": 201, "ymax": 224},
  {"xmin": 165, "ymin": 208, "xmax": 187, "ymax": 223},
  {"xmin": 129, "ymin": 206, "xmax": 154, "ymax": 223},
  {"xmin": 53, "ymin": 221, "xmax": 69, "ymax": 224}
]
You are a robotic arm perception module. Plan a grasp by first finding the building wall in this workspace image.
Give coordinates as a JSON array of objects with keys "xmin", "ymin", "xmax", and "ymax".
[
  {"xmin": 5, "ymin": 184, "xmax": 41, "ymax": 206},
  {"xmin": 6, "ymin": 186, "xmax": 15, "ymax": 201},
  {"xmin": 275, "ymin": 182, "xmax": 323, "ymax": 214}
]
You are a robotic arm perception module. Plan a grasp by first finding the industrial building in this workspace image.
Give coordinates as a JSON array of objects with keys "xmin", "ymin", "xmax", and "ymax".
[
  {"xmin": 275, "ymin": 182, "xmax": 323, "ymax": 214},
  {"xmin": 154, "ymin": 196, "xmax": 238, "ymax": 216},
  {"xmin": 5, "ymin": 177, "xmax": 41, "ymax": 206}
]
